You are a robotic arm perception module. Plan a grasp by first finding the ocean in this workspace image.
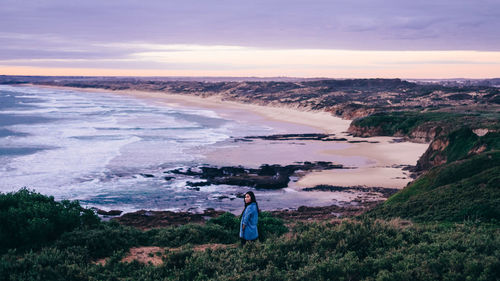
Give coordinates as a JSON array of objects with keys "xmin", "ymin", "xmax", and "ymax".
[{"xmin": 0, "ymin": 85, "xmax": 351, "ymax": 213}]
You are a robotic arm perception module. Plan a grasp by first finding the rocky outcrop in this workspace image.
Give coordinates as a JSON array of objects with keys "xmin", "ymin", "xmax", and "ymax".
[
  {"xmin": 468, "ymin": 144, "xmax": 487, "ymax": 155},
  {"xmin": 408, "ymin": 126, "xmax": 444, "ymax": 143},
  {"xmin": 346, "ymin": 125, "xmax": 388, "ymax": 138},
  {"xmin": 174, "ymin": 162, "xmax": 344, "ymax": 190},
  {"xmin": 240, "ymin": 133, "xmax": 347, "ymax": 142},
  {"xmin": 95, "ymin": 209, "xmax": 123, "ymax": 216}
]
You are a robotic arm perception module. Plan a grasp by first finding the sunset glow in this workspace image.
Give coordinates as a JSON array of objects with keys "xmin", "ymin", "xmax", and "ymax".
[{"xmin": 1, "ymin": 0, "xmax": 499, "ymax": 78}]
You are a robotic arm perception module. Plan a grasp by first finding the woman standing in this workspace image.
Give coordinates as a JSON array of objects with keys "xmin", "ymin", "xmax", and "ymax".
[{"xmin": 239, "ymin": 191, "xmax": 259, "ymax": 245}]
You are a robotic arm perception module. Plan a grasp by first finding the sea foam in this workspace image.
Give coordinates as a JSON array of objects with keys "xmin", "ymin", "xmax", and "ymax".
[{"xmin": 0, "ymin": 85, "xmax": 272, "ymax": 211}]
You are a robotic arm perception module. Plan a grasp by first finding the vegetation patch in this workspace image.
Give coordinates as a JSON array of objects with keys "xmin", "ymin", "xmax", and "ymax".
[
  {"xmin": 370, "ymin": 151, "xmax": 500, "ymax": 223},
  {"xmin": 0, "ymin": 188, "xmax": 99, "ymax": 254},
  {"xmin": 350, "ymin": 111, "xmax": 500, "ymax": 140},
  {"xmin": 2, "ymin": 216, "xmax": 499, "ymax": 281}
]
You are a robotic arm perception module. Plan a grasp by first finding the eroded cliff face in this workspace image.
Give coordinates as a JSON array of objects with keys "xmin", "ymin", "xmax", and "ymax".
[
  {"xmin": 415, "ymin": 138, "xmax": 450, "ymax": 171},
  {"xmin": 407, "ymin": 126, "xmax": 445, "ymax": 143},
  {"xmin": 347, "ymin": 122, "xmax": 446, "ymax": 143},
  {"xmin": 414, "ymin": 128, "xmax": 498, "ymax": 172},
  {"xmin": 346, "ymin": 125, "xmax": 389, "ymax": 138},
  {"xmin": 348, "ymin": 120, "xmax": 499, "ymax": 173}
]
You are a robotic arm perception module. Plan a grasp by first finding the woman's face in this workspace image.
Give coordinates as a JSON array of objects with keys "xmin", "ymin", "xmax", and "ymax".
[{"xmin": 244, "ymin": 193, "xmax": 251, "ymax": 204}]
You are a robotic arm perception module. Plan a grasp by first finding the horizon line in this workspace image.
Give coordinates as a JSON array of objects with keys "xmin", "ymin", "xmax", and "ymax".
[{"xmin": 1, "ymin": 74, "xmax": 499, "ymax": 81}]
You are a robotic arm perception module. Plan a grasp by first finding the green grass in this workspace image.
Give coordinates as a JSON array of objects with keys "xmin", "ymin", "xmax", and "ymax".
[
  {"xmin": 370, "ymin": 151, "xmax": 500, "ymax": 223},
  {"xmin": 1, "ymin": 218, "xmax": 499, "ymax": 281}
]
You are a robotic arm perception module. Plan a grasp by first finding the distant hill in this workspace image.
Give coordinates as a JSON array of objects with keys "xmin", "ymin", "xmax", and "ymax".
[{"xmin": 410, "ymin": 78, "xmax": 500, "ymax": 87}]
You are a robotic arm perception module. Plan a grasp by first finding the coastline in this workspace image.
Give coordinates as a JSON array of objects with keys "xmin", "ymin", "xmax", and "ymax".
[
  {"xmin": 26, "ymin": 84, "xmax": 429, "ymax": 216},
  {"xmin": 33, "ymin": 84, "xmax": 428, "ymax": 190}
]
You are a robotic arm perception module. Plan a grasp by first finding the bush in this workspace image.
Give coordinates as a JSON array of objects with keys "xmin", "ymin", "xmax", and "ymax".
[
  {"xmin": 150, "ymin": 212, "xmax": 288, "ymax": 247},
  {"xmin": 0, "ymin": 188, "xmax": 99, "ymax": 253},
  {"xmin": 258, "ymin": 211, "xmax": 289, "ymax": 241},
  {"xmin": 55, "ymin": 221, "xmax": 145, "ymax": 259}
]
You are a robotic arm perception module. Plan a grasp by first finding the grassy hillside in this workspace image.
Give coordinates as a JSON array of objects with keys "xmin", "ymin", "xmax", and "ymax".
[
  {"xmin": 1, "ymin": 190, "xmax": 499, "ymax": 280},
  {"xmin": 369, "ymin": 151, "xmax": 500, "ymax": 223}
]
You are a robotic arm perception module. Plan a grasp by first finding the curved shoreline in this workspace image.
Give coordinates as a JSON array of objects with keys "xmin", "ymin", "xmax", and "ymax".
[
  {"xmin": 88, "ymin": 88, "xmax": 428, "ymax": 188},
  {"xmin": 26, "ymin": 84, "xmax": 429, "ymax": 212},
  {"xmin": 69, "ymin": 86, "xmax": 428, "ymax": 188}
]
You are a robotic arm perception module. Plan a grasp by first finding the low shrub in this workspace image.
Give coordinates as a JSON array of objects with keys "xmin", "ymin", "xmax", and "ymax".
[{"xmin": 0, "ymin": 188, "xmax": 99, "ymax": 254}]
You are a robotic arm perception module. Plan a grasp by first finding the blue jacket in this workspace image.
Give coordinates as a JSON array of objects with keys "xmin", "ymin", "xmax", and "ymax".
[{"xmin": 239, "ymin": 203, "xmax": 258, "ymax": 240}]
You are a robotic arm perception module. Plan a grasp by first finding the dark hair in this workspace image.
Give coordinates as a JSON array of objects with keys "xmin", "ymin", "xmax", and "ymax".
[{"xmin": 241, "ymin": 191, "xmax": 259, "ymax": 216}]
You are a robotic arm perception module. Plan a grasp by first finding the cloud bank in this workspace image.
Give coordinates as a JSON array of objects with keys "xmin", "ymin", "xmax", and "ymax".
[{"xmin": 1, "ymin": 0, "xmax": 499, "ymax": 77}]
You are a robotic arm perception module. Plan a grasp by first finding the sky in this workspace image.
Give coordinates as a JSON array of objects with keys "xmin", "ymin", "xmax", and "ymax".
[{"xmin": 1, "ymin": 0, "xmax": 499, "ymax": 78}]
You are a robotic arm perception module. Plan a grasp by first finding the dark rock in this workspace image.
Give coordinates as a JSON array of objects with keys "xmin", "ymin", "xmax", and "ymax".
[
  {"xmin": 140, "ymin": 173, "xmax": 155, "ymax": 178},
  {"xmin": 234, "ymin": 138, "xmax": 253, "ymax": 142},
  {"xmin": 96, "ymin": 209, "xmax": 123, "ymax": 216},
  {"xmin": 192, "ymin": 161, "xmax": 345, "ymax": 189},
  {"xmin": 169, "ymin": 168, "xmax": 201, "ymax": 176},
  {"xmin": 186, "ymin": 181, "xmax": 211, "ymax": 187},
  {"xmin": 243, "ymin": 133, "xmax": 346, "ymax": 142},
  {"xmin": 164, "ymin": 176, "xmax": 175, "ymax": 181}
]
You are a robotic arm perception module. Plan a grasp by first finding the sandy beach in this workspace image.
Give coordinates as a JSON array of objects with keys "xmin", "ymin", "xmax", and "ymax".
[
  {"xmin": 13, "ymin": 84, "xmax": 432, "ymax": 211},
  {"xmin": 63, "ymin": 87, "xmax": 428, "ymax": 190}
]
